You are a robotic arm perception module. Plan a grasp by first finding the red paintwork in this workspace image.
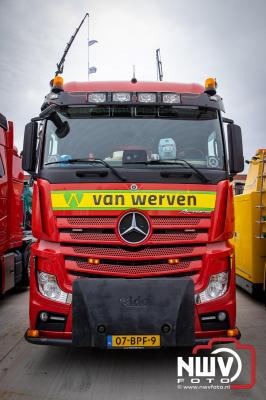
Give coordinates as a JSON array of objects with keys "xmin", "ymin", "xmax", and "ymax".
[
  {"xmin": 0, "ymin": 119, "xmax": 24, "ymax": 294},
  {"xmin": 30, "ymin": 177, "xmax": 237, "ymax": 342},
  {"xmin": 63, "ymin": 81, "xmax": 204, "ymax": 94},
  {"xmin": 29, "ymin": 240, "xmax": 235, "ymax": 339}
]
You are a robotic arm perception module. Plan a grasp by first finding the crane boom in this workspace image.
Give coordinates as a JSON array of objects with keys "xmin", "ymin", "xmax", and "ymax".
[{"xmin": 55, "ymin": 13, "xmax": 89, "ymax": 76}]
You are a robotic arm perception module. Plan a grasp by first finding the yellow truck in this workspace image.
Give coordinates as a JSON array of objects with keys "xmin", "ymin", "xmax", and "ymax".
[{"xmin": 234, "ymin": 149, "xmax": 266, "ymax": 297}]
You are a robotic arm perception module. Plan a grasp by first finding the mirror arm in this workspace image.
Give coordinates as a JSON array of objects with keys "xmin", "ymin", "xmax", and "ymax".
[
  {"xmin": 223, "ymin": 117, "xmax": 234, "ymax": 124},
  {"xmin": 31, "ymin": 116, "xmax": 43, "ymax": 122}
]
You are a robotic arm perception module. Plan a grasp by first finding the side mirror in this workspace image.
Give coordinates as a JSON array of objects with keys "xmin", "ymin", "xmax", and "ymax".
[
  {"xmin": 22, "ymin": 122, "xmax": 38, "ymax": 174},
  {"xmin": 227, "ymin": 124, "xmax": 244, "ymax": 175}
]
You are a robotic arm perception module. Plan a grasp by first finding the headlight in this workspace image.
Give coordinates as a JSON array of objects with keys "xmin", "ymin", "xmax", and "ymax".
[
  {"xmin": 195, "ymin": 272, "xmax": 229, "ymax": 304},
  {"xmin": 37, "ymin": 272, "xmax": 72, "ymax": 304},
  {"xmin": 88, "ymin": 92, "xmax": 106, "ymax": 103}
]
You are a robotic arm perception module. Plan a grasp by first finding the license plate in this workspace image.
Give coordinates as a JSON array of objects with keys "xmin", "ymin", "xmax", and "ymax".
[{"xmin": 107, "ymin": 335, "xmax": 160, "ymax": 348}]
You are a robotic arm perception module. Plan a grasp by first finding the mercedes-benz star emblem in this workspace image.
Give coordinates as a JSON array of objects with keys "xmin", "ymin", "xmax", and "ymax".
[{"xmin": 117, "ymin": 212, "xmax": 151, "ymax": 245}]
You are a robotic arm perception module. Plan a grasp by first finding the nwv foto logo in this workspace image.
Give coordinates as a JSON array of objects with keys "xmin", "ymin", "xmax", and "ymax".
[
  {"xmin": 177, "ymin": 348, "xmax": 242, "ymax": 381},
  {"xmin": 177, "ymin": 338, "xmax": 256, "ymax": 390}
]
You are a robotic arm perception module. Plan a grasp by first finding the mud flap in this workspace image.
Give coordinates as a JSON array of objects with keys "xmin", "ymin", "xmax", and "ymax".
[{"xmin": 72, "ymin": 278, "xmax": 194, "ymax": 347}]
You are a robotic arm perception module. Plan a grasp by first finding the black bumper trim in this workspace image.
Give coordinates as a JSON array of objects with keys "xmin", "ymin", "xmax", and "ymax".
[
  {"xmin": 25, "ymin": 330, "xmax": 241, "ymax": 347},
  {"xmin": 25, "ymin": 332, "xmax": 72, "ymax": 346}
]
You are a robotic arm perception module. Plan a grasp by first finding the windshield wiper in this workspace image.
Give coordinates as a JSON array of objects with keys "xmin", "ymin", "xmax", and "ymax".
[
  {"xmin": 44, "ymin": 158, "xmax": 127, "ymax": 182},
  {"xmin": 124, "ymin": 158, "xmax": 209, "ymax": 183}
]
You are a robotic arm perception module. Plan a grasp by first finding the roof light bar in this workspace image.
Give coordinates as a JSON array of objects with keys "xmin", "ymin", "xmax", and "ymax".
[{"xmin": 86, "ymin": 91, "xmax": 182, "ymax": 104}]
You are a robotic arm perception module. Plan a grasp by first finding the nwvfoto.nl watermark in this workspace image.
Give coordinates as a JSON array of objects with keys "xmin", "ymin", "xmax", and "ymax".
[{"xmin": 177, "ymin": 338, "xmax": 256, "ymax": 390}]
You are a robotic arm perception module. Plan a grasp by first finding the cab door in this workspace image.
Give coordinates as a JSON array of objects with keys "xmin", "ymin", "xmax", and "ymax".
[{"xmin": 0, "ymin": 141, "xmax": 8, "ymax": 254}]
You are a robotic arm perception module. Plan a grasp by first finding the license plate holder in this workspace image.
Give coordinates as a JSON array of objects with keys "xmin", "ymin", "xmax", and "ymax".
[{"xmin": 107, "ymin": 334, "xmax": 160, "ymax": 348}]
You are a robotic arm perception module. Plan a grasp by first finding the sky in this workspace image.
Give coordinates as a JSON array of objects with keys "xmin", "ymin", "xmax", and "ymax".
[{"xmin": 0, "ymin": 0, "xmax": 265, "ymax": 162}]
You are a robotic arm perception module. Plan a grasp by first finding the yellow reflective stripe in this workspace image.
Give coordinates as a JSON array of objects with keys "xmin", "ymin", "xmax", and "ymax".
[{"xmin": 51, "ymin": 190, "xmax": 216, "ymax": 211}]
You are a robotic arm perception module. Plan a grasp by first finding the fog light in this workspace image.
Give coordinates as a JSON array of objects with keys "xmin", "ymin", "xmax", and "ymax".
[
  {"xmin": 39, "ymin": 311, "xmax": 49, "ymax": 322},
  {"xmin": 201, "ymin": 315, "xmax": 216, "ymax": 321},
  {"xmin": 217, "ymin": 311, "xmax": 227, "ymax": 322}
]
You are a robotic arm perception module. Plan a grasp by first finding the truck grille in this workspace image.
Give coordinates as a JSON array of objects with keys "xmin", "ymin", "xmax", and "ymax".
[{"xmin": 56, "ymin": 215, "xmax": 210, "ymax": 277}]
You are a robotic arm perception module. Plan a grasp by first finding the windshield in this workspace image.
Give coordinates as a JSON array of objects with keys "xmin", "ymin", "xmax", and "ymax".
[{"xmin": 42, "ymin": 106, "xmax": 225, "ymax": 169}]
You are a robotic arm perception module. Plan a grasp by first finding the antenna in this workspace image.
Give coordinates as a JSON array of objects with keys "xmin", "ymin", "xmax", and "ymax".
[
  {"xmin": 156, "ymin": 49, "xmax": 163, "ymax": 81},
  {"xmin": 55, "ymin": 13, "xmax": 89, "ymax": 76},
  {"xmin": 131, "ymin": 65, "xmax": 137, "ymax": 83}
]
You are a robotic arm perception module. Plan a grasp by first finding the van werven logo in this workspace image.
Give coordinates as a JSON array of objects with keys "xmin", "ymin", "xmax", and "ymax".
[
  {"xmin": 50, "ymin": 190, "xmax": 217, "ymax": 211},
  {"xmin": 64, "ymin": 192, "xmax": 84, "ymax": 208}
]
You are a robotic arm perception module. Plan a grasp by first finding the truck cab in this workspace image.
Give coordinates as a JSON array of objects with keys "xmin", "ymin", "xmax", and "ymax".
[{"xmin": 23, "ymin": 78, "xmax": 244, "ymax": 348}]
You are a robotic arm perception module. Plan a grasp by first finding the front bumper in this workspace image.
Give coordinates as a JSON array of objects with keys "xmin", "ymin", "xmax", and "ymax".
[
  {"xmin": 25, "ymin": 331, "xmax": 241, "ymax": 347},
  {"xmin": 26, "ymin": 276, "xmax": 240, "ymax": 348}
]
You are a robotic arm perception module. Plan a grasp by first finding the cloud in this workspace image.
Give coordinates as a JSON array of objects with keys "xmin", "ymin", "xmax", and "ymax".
[{"xmin": 0, "ymin": 0, "xmax": 265, "ymax": 162}]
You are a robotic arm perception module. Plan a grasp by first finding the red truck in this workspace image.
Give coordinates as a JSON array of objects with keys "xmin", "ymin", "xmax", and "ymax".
[
  {"xmin": 0, "ymin": 113, "xmax": 31, "ymax": 295},
  {"xmin": 23, "ymin": 77, "xmax": 244, "ymax": 348}
]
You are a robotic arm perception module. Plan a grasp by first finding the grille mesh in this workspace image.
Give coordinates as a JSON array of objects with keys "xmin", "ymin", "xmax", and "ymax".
[
  {"xmin": 151, "ymin": 217, "xmax": 201, "ymax": 226},
  {"xmin": 58, "ymin": 216, "xmax": 207, "ymax": 228},
  {"xmin": 151, "ymin": 233, "xmax": 198, "ymax": 241},
  {"xmin": 69, "ymin": 233, "xmax": 116, "ymax": 241},
  {"xmin": 71, "ymin": 261, "xmax": 192, "ymax": 275},
  {"xmin": 71, "ymin": 245, "xmax": 195, "ymax": 257},
  {"xmin": 67, "ymin": 232, "xmax": 199, "ymax": 241},
  {"xmin": 67, "ymin": 217, "xmax": 115, "ymax": 226}
]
